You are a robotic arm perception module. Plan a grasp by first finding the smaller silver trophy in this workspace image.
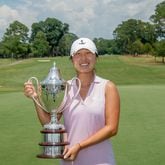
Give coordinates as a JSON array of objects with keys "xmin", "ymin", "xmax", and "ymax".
[{"xmin": 28, "ymin": 62, "xmax": 80, "ymax": 159}]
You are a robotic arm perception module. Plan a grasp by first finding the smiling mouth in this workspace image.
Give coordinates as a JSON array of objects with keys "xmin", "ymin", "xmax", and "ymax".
[{"xmin": 80, "ymin": 63, "xmax": 89, "ymax": 66}]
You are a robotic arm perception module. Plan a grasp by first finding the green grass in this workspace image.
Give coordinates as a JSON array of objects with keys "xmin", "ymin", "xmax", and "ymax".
[
  {"xmin": 0, "ymin": 55, "xmax": 165, "ymax": 165},
  {"xmin": 114, "ymin": 85, "xmax": 165, "ymax": 165},
  {"xmin": 0, "ymin": 55, "xmax": 165, "ymax": 93},
  {"xmin": 96, "ymin": 55, "xmax": 165, "ymax": 85},
  {"xmin": 0, "ymin": 92, "xmax": 59, "ymax": 165}
]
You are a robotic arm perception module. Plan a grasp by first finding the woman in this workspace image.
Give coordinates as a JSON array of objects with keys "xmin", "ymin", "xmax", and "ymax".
[{"xmin": 24, "ymin": 37, "xmax": 120, "ymax": 165}]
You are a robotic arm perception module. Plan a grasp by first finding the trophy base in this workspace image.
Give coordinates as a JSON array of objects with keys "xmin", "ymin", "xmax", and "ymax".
[
  {"xmin": 37, "ymin": 154, "xmax": 64, "ymax": 159},
  {"xmin": 37, "ymin": 126, "xmax": 69, "ymax": 159},
  {"xmin": 37, "ymin": 142, "xmax": 69, "ymax": 159}
]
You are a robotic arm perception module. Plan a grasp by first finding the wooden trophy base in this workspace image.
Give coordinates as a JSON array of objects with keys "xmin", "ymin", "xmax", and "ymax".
[
  {"xmin": 37, "ymin": 128, "xmax": 69, "ymax": 159},
  {"xmin": 37, "ymin": 154, "xmax": 64, "ymax": 159}
]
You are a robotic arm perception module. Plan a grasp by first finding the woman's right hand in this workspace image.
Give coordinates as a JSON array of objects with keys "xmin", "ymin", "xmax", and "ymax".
[{"xmin": 24, "ymin": 82, "xmax": 38, "ymax": 99}]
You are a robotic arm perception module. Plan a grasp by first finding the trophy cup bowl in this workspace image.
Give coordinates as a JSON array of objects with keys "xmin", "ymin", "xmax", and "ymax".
[{"xmin": 29, "ymin": 62, "xmax": 71, "ymax": 159}]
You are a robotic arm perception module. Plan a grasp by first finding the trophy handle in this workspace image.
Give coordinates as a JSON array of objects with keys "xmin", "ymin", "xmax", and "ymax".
[
  {"xmin": 27, "ymin": 77, "xmax": 81, "ymax": 114},
  {"xmin": 55, "ymin": 77, "xmax": 81, "ymax": 114},
  {"xmin": 27, "ymin": 77, "xmax": 48, "ymax": 113}
]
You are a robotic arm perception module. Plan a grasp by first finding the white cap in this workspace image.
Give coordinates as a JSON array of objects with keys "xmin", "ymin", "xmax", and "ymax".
[{"xmin": 70, "ymin": 37, "xmax": 98, "ymax": 56}]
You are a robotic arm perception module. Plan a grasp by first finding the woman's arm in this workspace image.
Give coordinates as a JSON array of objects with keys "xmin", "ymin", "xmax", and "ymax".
[{"xmin": 78, "ymin": 81, "xmax": 120, "ymax": 148}]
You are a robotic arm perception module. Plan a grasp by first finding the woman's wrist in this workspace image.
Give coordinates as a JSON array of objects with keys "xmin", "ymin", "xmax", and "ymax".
[{"xmin": 77, "ymin": 143, "xmax": 82, "ymax": 150}]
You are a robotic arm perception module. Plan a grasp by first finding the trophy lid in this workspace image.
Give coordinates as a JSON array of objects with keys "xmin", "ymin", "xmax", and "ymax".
[{"xmin": 40, "ymin": 62, "xmax": 65, "ymax": 86}]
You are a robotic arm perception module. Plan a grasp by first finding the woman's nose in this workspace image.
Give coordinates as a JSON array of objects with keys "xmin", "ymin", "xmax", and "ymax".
[{"xmin": 81, "ymin": 53, "xmax": 87, "ymax": 59}]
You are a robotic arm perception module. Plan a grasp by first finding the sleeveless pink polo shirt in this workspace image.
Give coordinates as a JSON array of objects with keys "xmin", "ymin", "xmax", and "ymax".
[{"xmin": 61, "ymin": 75, "xmax": 116, "ymax": 165}]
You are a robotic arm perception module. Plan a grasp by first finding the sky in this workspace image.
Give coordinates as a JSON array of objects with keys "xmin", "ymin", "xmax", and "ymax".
[{"xmin": 0, "ymin": 0, "xmax": 164, "ymax": 40}]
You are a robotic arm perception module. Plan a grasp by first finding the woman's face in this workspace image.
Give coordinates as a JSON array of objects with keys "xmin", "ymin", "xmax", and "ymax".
[{"xmin": 72, "ymin": 48, "xmax": 97, "ymax": 74}]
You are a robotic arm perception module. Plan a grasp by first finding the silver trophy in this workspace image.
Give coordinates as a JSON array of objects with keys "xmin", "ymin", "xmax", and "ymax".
[{"xmin": 28, "ymin": 62, "xmax": 81, "ymax": 159}]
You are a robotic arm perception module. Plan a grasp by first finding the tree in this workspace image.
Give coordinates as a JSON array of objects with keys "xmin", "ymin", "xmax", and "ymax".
[
  {"xmin": 58, "ymin": 33, "xmax": 78, "ymax": 56},
  {"xmin": 93, "ymin": 38, "xmax": 117, "ymax": 55},
  {"xmin": 4, "ymin": 20, "xmax": 29, "ymax": 43},
  {"xmin": 31, "ymin": 18, "xmax": 69, "ymax": 56},
  {"xmin": 143, "ymin": 43, "xmax": 154, "ymax": 55},
  {"xmin": 94, "ymin": 38, "xmax": 108, "ymax": 55},
  {"xmin": 31, "ymin": 31, "xmax": 50, "ymax": 57},
  {"xmin": 154, "ymin": 40, "xmax": 165, "ymax": 63},
  {"xmin": 1, "ymin": 20, "xmax": 29, "ymax": 58},
  {"xmin": 113, "ymin": 19, "xmax": 156, "ymax": 54},
  {"xmin": 140, "ymin": 22, "xmax": 157, "ymax": 44},
  {"xmin": 150, "ymin": 1, "xmax": 165, "ymax": 39},
  {"xmin": 131, "ymin": 40, "xmax": 144, "ymax": 55}
]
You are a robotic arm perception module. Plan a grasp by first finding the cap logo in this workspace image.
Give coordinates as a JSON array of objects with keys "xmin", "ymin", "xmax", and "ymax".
[{"xmin": 79, "ymin": 40, "xmax": 86, "ymax": 45}]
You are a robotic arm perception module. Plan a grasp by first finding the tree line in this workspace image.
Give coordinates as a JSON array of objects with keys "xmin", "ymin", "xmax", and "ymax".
[{"xmin": 0, "ymin": 1, "xmax": 164, "ymax": 62}]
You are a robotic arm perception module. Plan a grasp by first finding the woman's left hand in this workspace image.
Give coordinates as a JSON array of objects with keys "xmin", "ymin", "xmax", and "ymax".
[{"xmin": 63, "ymin": 143, "xmax": 81, "ymax": 161}]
